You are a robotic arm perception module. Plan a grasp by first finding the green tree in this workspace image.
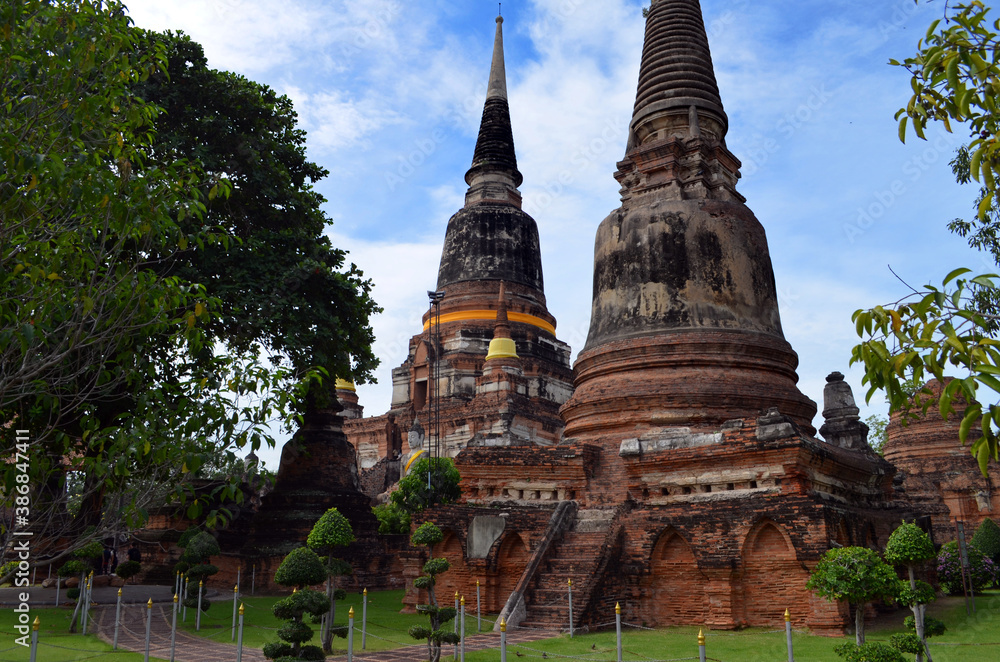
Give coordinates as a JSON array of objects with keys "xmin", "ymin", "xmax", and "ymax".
[
  {"xmin": 884, "ymin": 522, "xmax": 937, "ymax": 662},
  {"xmin": 0, "ymin": 0, "xmax": 320, "ymax": 567},
  {"xmin": 865, "ymin": 415, "xmax": 889, "ymax": 455},
  {"xmin": 306, "ymin": 508, "xmax": 355, "ymax": 652},
  {"xmin": 266, "ymin": 547, "xmax": 329, "ymax": 662},
  {"xmin": 807, "ymin": 547, "xmax": 899, "ymax": 645},
  {"xmin": 852, "ymin": 0, "xmax": 1000, "ymax": 475},
  {"xmin": 180, "ymin": 531, "xmax": 220, "ymax": 612},
  {"xmin": 407, "ymin": 522, "xmax": 459, "ymax": 662},
  {"xmin": 390, "ymin": 458, "xmax": 461, "ymax": 514}
]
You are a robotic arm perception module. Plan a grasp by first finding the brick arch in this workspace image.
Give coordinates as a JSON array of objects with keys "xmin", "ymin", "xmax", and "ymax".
[
  {"xmin": 833, "ymin": 519, "xmax": 852, "ymax": 547},
  {"xmin": 741, "ymin": 520, "xmax": 811, "ymax": 627},
  {"xmin": 434, "ymin": 529, "xmax": 468, "ymax": 604},
  {"xmin": 648, "ymin": 527, "xmax": 708, "ymax": 626},
  {"xmin": 497, "ymin": 532, "xmax": 530, "ymax": 606}
]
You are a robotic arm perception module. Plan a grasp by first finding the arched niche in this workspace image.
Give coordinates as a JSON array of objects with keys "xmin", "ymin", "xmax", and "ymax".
[
  {"xmin": 648, "ymin": 527, "xmax": 707, "ymax": 626},
  {"xmin": 741, "ymin": 520, "xmax": 810, "ymax": 627}
]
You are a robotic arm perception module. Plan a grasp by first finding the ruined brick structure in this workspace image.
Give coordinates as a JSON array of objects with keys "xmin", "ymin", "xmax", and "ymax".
[{"xmin": 884, "ymin": 378, "xmax": 998, "ymax": 544}]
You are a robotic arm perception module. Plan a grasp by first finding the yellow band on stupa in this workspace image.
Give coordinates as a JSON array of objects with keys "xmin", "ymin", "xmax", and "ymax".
[
  {"xmin": 334, "ymin": 377, "xmax": 356, "ymax": 392},
  {"xmin": 422, "ymin": 310, "xmax": 555, "ymax": 335}
]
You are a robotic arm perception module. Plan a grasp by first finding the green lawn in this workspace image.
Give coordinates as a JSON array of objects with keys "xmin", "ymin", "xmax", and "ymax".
[
  {"xmin": 180, "ymin": 588, "xmax": 497, "ymax": 655},
  {"xmin": 0, "ymin": 606, "xmax": 165, "ymax": 662}
]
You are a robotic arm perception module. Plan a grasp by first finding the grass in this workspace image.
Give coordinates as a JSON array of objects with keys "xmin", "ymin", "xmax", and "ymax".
[
  {"xmin": 0, "ymin": 606, "xmax": 165, "ymax": 662},
  {"xmin": 179, "ymin": 588, "xmax": 499, "ymax": 655}
]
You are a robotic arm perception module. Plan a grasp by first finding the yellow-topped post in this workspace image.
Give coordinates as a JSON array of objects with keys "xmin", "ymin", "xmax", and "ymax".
[
  {"xmin": 568, "ymin": 577, "xmax": 575, "ymax": 638},
  {"xmin": 144, "ymin": 599, "xmax": 154, "ymax": 662},
  {"xmin": 236, "ymin": 604, "xmax": 246, "ymax": 662},
  {"xmin": 698, "ymin": 629, "xmax": 707, "ymax": 662},
  {"xmin": 113, "ymin": 585, "xmax": 124, "ymax": 649},
  {"xmin": 784, "ymin": 608, "xmax": 794, "ymax": 662},
  {"xmin": 476, "ymin": 580, "xmax": 482, "ymax": 632},
  {"xmin": 232, "ymin": 584, "xmax": 240, "ymax": 641},
  {"xmin": 500, "ymin": 617, "xmax": 508, "ymax": 662},
  {"xmin": 362, "ymin": 587, "xmax": 369, "ymax": 649},
  {"xmin": 170, "ymin": 593, "xmax": 179, "ymax": 661},
  {"xmin": 347, "ymin": 606, "xmax": 356, "ymax": 662},
  {"xmin": 615, "ymin": 602, "xmax": 623, "ymax": 662},
  {"xmin": 29, "ymin": 617, "xmax": 39, "ymax": 662}
]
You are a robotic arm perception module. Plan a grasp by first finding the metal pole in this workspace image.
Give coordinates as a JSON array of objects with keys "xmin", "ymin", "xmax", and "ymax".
[
  {"xmin": 196, "ymin": 580, "xmax": 203, "ymax": 631},
  {"xmin": 236, "ymin": 604, "xmax": 245, "ymax": 662},
  {"xmin": 476, "ymin": 580, "xmax": 481, "ymax": 633},
  {"xmin": 500, "ymin": 618, "xmax": 507, "ymax": 662},
  {"xmin": 144, "ymin": 598, "xmax": 153, "ymax": 662},
  {"xmin": 252, "ymin": 564, "xmax": 256, "ymax": 595},
  {"xmin": 31, "ymin": 565, "xmax": 36, "ymax": 586},
  {"xmin": 347, "ymin": 606, "xmax": 355, "ymax": 662},
  {"xmin": 237, "ymin": 568, "xmax": 241, "ymax": 590},
  {"xmin": 113, "ymin": 587, "xmax": 122, "ymax": 650},
  {"xmin": 170, "ymin": 594, "xmax": 178, "ymax": 662},
  {"xmin": 175, "ymin": 571, "xmax": 181, "ymax": 600},
  {"xmin": 785, "ymin": 608, "xmax": 794, "ymax": 662},
  {"xmin": 362, "ymin": 588, "xmax": 368, "ymax": 650},
  {"xmin": 54, "ymin": 577, "xmax": 59, "ymax": 607},
  {"xmin": 232, "ymin": 584, "xmax": 239, "ymax": 641},
  {"xmin": 615, "ymin": 602, "xmax": 622, "ymax": 662},
  {"xmin": 698, "ymin": 629, "xmax": 707, "ymax": 662},
  {"xmin": 81, "ymin": 574, "xmax": 91, "ymax": 635},
  {"xmin": 183, "ymin": 576, "xmax": 188, "ymax": 622},
  {"xmin": 454, "ymin": 591, "xmax": 459, "ymax": 659},
  {"xmin": 460, "ymin": 595, "xmax": 466, "ymax": 662},
  {"xmin": 28, "ymin": 617, "xmax": 38, "ymax": 662},
  {"xmin": 568, "ymin": 578, "xmax": 574, "ymax": 638}
]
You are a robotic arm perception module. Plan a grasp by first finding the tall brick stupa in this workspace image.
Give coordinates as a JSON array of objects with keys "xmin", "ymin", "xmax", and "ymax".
[
  {"xmin": 344, "ymin": 16, "xmax": 573, "ymax": 474},
  {"xmin": 561, "ymin": 0, "xmax": 817, "ymax": 440}
]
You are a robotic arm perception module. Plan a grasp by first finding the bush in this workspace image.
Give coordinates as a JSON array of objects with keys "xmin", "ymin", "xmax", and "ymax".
[
  {"xmin": 67, "ymin": 588, "xmax": 81, "ymax": 600},
  {"xmin": 115, "ymin": 560, "xmax": 141, "ymax": 582},
  {"xmin": 937, "ymin": 541, "xmax": 997, "ymax": 594},
  {"xmin": 888, "ymin": 633, "xmax": 923, "ymax": 655},
  {"xmin": 58, "ymin": 560, "xmax": 88, "ymax": 578},
  {"xmin": 373, "ymin": 502, "xmax": 411, "ymax": 534},
  {"xmin": 972, "ymin": 518, "xmax": 1000, "ymax": 564},
  {"xmin": 274, "ymin": 547, "xmax": 326, "ymax": 589},
  {"xmin": 0, "ymin": 561, "xmax": 19, "ymax": 581},
  {"xmin": 183, "ymin": 595, "xmax": 211, "ymax": 612},
  {"xmin": 834, "ymin": 641, "xmax": 906, "ymax": 662}
]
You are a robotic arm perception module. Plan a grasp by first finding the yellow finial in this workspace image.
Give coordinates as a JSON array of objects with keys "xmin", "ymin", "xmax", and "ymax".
[
  {"xmin": 784, "ymin": 608, "xmax": 790, "ymax": 622},
  {"xmin": 118, "ymin": 588, "xmax": 122, "ymax": 597},
  {"xmin": 199, "ymin": 579, "xmax": 203, "ymax": 587},
  {"xmin": 234, "ymin": 584, "xmax": 239, "ymax": 592},
  {"xmin": 476, "ymin": 580, "xmax": 480, "ymax": 587},
  {"xmin": 293, "ymin": 587, "xmax": 298, "ymax": 593},
  {"xmin": 364, "ymin": 588, "xmax": 368, "ymax": 596},
  {"xmin": 240, "ymin": 603, "xmax": 245, "ymax": 615},
  {"xmin": 147, "ymin": 598, "xmax": 153, "ymax": 609},
  {"xmin": 615, "ymin": 602, "xmax": 621, "ymax": 615},
  {"xmin": 461, "ymin": 595, "xmax": 465, "ymax": 606},
  {"xmin": 568, "ymin": 578, "xmax": 572, "ymax": 587},
  {"xmin": 455, "ymin": 591, "xmax": 459, "ymax": 599},
  {"xmin": 698, "ymin": 629, "xmax": 706, "ymax": 646},
  {"xmin": 349, "ymin": 606, "xmax": 355, "ymax": 618},
  {"xmin": 32, "ymin": 616, "xmax": 40, "ymax": 631},
  {"xmin": 500, "ymin": 617, "xmax": 507, "ymax": 632},
  {"xmin": 174, "ymin": 594, "xmax": 178, "ymax": 603}
]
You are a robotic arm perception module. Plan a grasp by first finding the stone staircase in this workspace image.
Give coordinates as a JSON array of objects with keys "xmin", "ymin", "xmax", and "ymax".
[{"xmin": 518, "ymin": 508, "xmax": 617, "ymax": 631}]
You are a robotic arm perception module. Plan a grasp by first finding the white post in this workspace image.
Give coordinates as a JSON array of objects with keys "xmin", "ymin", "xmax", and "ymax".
[
  {"xmin": 362, "ymin": 588, "xmax": 368, "ymax": 650},
  {"xmin": 81, "ymin": 574, "xmax": 91, "ymax": 635},
  {"xmin": 460, "ymin": 595, "xmax": 466, "ymax": 662},
  {"xmin": 568, "ymin": 578, "xmax": 574, "ymax": 638},
  {"xmin": 196, "ymin": 580, "xmax": 203, "ymax": 631},
  {"xmin": 236, "ymin": 604, "xmax": 245, "ymax": 662},
  {"xmin": 500, "ymin": 618, "xmax": 507, "ymax": 662},
  {"xmin": 170, "ymin": 594, "xmax": 178, "ymax": 662},
  {"xmin": 454, "ymin": 591, "xmax": 459, "ymax": 659},
  {"xmin": 476, "ymin": 580, "xmax": 481, "ymax": 633},
  {"xmin": 113, "ymin": 587, "xmax": 122, "ymax": 650},
  {"xmin": 232, "ymin": 584, "xmax": 239, "ymax": 641},
  {"xmin": 144, "ymin": 598, "xmax": 153, "ymax": 662},
  {"xmin": 347, "ymin": 606, "xmax": 355, "ymax": 662},
  {"xmin": 28, "ymin": 617, "xmax": 39, "ymax": 662},
  {"xmin": 54, "ymin": 577, "xmax": 59, "ymax": 607},
  {"xmin": 183, "ymin": 576, "xmax": 188, "ymax": 622},
  {"xmin": 785, "ymin": 608, "xmax": 794, "ymax": 662},
  {"xmin": 698, "ymin": 629, "xmax": 707, "ymax": 662},
  {"xmin": 31, "ymin": 565, "xmax": 36, "ymax": 586}
]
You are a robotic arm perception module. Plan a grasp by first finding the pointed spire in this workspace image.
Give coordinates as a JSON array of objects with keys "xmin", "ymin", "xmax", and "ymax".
[
  {"xmin": 630, "ymin": 0, "xmax": 728, "ymax": 146},
  {"xmin": 466, "ymin": 16, "xmax": 522, "ymax": 193}
]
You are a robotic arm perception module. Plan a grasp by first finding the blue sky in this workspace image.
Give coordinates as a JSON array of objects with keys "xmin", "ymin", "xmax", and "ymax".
[{"xmin": 124, "ymin": 0, "xmax": 984, "ymax": 467}]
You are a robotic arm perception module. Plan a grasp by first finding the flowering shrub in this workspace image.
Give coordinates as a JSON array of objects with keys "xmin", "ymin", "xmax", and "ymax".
[{"xmin": 937, "ymin": 541, "xmax": 997, "ymax": 595}]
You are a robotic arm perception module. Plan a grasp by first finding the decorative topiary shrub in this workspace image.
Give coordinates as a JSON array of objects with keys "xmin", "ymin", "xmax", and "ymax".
[
  {"xmin": 884, "ymin": 521, "xmax": 937, "ymax": 662},
  {"xmin": 834, "ymin": 641, "xmax": 906, "ymax": 662},
  {"xmin": 407, "ymin": 521, "xmax": 459, "ymax": 662},
  {"xmin": 115, "ymin": 560, "xmax": 142, "ymax": 583},
  {"xmin": 179, "ymin": 531, "xmax": 220, "ymax": 611},
  {"xmin": 306, "ymin": 508, "xmax": 355, "ymax": 653},
  {"xmin": 264, "ymin": 547, "xmax": 330, "ymax": 662},
  {"xmin": 807, "ymin": 547, "xmax": 899, "ymax": 647},
  {"xmin": 937, "ymin": 541, "xmax": 997, "ymax": 594}
]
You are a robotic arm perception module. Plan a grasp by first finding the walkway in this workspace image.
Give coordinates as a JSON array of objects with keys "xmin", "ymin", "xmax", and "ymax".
[{"xmin": 93, "ymin": 602, "xmax": 557, "ymax": 662}]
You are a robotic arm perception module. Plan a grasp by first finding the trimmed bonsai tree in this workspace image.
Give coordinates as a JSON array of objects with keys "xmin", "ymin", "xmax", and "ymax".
[
  {"xmin": 307, "ymin": 507, "xmax": 355, "ymax": 653},
  {"xmin": 115, "ymin": 560, "xmax": 142, "ymax": 584},
  {"xmin": 807, "ymin": 547, "xmax": 898, "ymax": 645},
  {"xmin": 264, "ymin": 547, "xmax": 330, "ymax": 662},
  {"xmin": 884, "ymin": 522, "xmax": 937, "ymax": 662},
  {"xmin": 179, "ymin": 531, "xmax": 220, "ymax": 612},
  {"xmin": 407, "ymin": 521, "xmax": 458, "ymax": 662}
]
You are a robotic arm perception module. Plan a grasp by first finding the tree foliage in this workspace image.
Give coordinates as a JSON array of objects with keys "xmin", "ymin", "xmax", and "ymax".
[
  {"xmin": 853, "ymin": 0, "xmax": 1000, "ymax": 474},
  {"xmin": 306, "ymin": 508, "xmax": 354, "ymax": 653},
  {"xmin": 267, "ymin": 548, "xmax": 331, "ymax": 661},
  {"xmin": 807, "ymin": 547, "xmax": 899, "ymax": 646},
  {"xmin": 971, "ymin": 517, "xmax": 1000, "ymax": 562},
  {"xmin": 408, "ymin": 521, "xmax": 457, "ymax": 662},
  {"xmin": 274, "ymin": 547, "xmax": 326, "ymax": 590},
  {"xmin": 390, "ymin": 458, "xmax": 461, "ymax": 514}
]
